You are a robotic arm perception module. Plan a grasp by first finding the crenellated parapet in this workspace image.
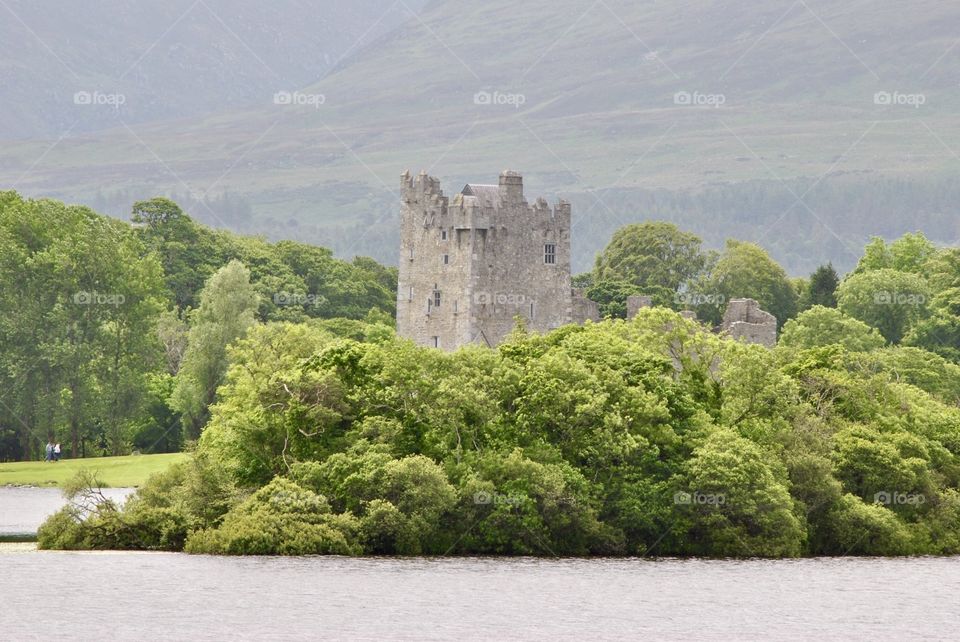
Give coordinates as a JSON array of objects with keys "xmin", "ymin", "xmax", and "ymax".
[{"xmin": 401, "ymin": 169, "xmax": 446, "ymax": 206}]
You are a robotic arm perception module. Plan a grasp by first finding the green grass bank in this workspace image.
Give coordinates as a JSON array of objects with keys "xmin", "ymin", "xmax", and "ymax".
[{"xmin": 0, "ymin": 453, "xmax": 187, "ymax": 488}]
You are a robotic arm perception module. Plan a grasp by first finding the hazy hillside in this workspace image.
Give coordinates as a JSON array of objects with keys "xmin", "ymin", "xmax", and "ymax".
[
  {"xmin": 0, "ymin": 0, "xmax": 427, "ymax": 138},
  {"xmin": 1, "ymin": 0, "xmax": 958, "ymax": 273}
]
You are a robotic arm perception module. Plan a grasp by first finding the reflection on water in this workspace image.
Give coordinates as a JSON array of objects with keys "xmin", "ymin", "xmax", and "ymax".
[
  {"xmin": 0, "ymin": 552, "xmax": 957, "ymax": 640},
  {"xmin": 0, "ymin": 486, "xmax": 133, "ymax": 535}
]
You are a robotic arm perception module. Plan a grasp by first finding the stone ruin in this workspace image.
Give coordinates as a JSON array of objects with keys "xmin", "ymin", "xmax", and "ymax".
[
  {"xmin": 626, "ymin": 294, "xmax": 776, "ymax": 347},
  {"xmin": 720, "ymin": 298, "xmax": 777, "ymax": 348},
  {"xmin": 625, "ymin": 294, "xmax": 653, "ymax": 318}
]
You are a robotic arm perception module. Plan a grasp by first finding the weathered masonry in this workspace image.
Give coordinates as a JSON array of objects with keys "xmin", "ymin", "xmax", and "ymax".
[{"xmin": 397, "ymin": 170, "xmax": 598, "ymax": 350}]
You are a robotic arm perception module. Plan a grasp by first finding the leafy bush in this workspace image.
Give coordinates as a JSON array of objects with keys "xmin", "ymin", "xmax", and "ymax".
[
  {"xmin": 185, "ymin": 478, "xmax": 361, "ymax": 555},
  {"xmin": 40, "ymin": 304, "xmax": 960, "ymax": 558}
]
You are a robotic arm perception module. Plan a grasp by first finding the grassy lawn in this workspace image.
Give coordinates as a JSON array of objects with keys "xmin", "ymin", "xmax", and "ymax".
[{"xmin": 0, "ymin": 452, "xmax": 187, "ymax": 488}]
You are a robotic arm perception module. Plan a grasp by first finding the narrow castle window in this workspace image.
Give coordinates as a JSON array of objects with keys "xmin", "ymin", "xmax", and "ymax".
[
  {"xmin": 442, "ymin": 254, "xmax": 449, "ymax": 265},
  {"xmin": 454, "ymin": 300, "xmax": 458, "ymax": 313},
  {"xmin": 530, "ymin": 302, "xmax": 535, "ymax": 318},
  {"xmin": 409, "ymin": 248, "xmax": 414, "ymax": 261},
  {"xmin": 441, "ymin": 230, "xmax": 448, "ymax": 240},
  {"xmin": 432, "ymin": 336, "xmax": 441, "ymax": 348},
  {"xmin": 408, "ymin": 286, "xmax": 413, "ymax": 301},
  {"xmin": 432, "ymin": 286, "xmax": 441, "ymax": 308},
  {"xmin": 544, "ymin": 243, "xmax": 556, "ymax": 264}
]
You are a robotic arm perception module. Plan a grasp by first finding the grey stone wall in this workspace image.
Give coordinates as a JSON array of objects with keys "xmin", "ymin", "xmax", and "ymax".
[
  {"xmin": 397, "ymin": 170, "xmax": 576, "ymax": 349},
  {"xmin": 626, "ymin": 295, "xmax": 653, "ymax": 318},
  {"xmin": 572, "ymin": 288, "xmax": 600, "ymax": 324},
  {"xmin": 720, "ymin": 298, "xmax": 777, "ymax": 347}
]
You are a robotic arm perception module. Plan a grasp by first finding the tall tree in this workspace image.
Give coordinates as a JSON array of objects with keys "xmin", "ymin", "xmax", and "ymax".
[
  {"xmin": 132, "ymin": 197, "xmax": 224, "ymax": 311},
  {"xmin": 591, "ymin": 222, "xmax": 709, "ymax": 316},
  {"xmin": 170, "ymin": 260, "xmax": 259, "ymax": 440},
  {"xmin": 802, "ymin": 263, "xmax": 839, "ymax": 309},
  {"xmin": 0, "ymin": 193, "xmax": 165, "ymax": 458},
  {"xmin": 837, "ymin": 269, "xmax": 930, "ymax": 343},
  {"xmin": 697, "ymin": 240, "xmax": 798, "ymax": 327}
]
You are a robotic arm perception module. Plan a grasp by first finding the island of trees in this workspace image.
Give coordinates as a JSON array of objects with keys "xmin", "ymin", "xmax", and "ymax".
[{"xmin": 2, "ymin": 192, "xmax": 958, "ymax": 557}]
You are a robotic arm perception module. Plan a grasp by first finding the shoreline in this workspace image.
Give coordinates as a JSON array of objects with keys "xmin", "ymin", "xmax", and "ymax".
[{"xmin": 0, "ymin": 533, "xmax": 38, "ymax": 543}]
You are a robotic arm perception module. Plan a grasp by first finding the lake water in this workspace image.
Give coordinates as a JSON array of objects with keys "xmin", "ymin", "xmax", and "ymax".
[
  {"xmin": 0, "ymin": 550, "xmax": 957, "ymax": 640},
  {"xmin": 0, "ymin": 486, "xmax": 133, "ymax": 536},
  {"xmin": 1, "ymin": 488, "xmax": 958, "ymax": 640}
]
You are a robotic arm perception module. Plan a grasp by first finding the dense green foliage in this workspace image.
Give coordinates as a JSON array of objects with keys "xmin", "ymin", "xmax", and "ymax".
[
  {"xmin": 591, "ymin": 222, "xmax": 708, "ymax": 316},
  {"xmin": 12, "ymin": 191, "xmax": 960, "ymax": 558},
  {"xmin": 170, "ymin": 261, "xmax": 259, "ymax": 440},
  {"xmin": 0, "ymin": 193, "xmax": 396, "ymax": 461},
  {"xmin": 42, "ymin": 306, "xmax": 960, "ymax": 557},
  {"xmin": 694, "ymin": 240, "xmax": 799, "ymax": 327},
  {"xmin": 801, "ymin": 263, "xmax": 839, "ymax": 310},
  {"xmin": 588, "ymin": 227, "xmax": 802, "ymax": 328}
]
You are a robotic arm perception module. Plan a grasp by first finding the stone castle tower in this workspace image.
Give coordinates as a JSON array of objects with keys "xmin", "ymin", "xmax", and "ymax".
[{"xmin": 397, "ymin": 170, "xmax": 598, "ymax": 349}]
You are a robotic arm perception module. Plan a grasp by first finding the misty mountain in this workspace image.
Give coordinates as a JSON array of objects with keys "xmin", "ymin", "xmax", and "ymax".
[
  {"xmin": 1, "ymin": 0, "xmax": 958, "ymax": 274},
  {"xmin": 0, "ymin": 0, "xmax": 428, "ymax": 139}
]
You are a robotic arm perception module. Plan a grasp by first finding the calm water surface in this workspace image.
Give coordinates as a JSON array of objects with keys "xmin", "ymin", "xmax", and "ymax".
[
  {"xmin": 0, "ymin": 549, "xmax": 957, "ymax": 641},
  {"xmin": 1, "ymin": 488, "xmax": 958, "ymax": 640},
  {"xmin": 0, "ymin": 486, "xmax": 133, "ymax": 535}
]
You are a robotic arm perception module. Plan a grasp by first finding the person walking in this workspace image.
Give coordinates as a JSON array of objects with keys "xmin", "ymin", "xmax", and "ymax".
[
  {"xmin": 45, "ymin": 441, "xmax": 53, "ymax": 462},
  {"xmin": 53, "ymin": 442, "xmax": 61, "ymax": 462}
]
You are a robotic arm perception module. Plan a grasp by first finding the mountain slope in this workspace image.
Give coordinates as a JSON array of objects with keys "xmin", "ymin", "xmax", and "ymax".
[
  {"xmin": 1, "ymin": 0, "xmax": 958, "ymax": 273},
  {"xmin": 0, "ymin": 0, "xmax": 427, "ymax": 139}
]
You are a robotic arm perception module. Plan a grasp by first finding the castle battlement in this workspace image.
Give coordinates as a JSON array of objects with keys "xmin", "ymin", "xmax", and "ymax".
[
  {"xmin": 401, "ymin": 169, "xmax": 446, "ymax": 203},
  {"xmin": 396, "ymin": 170, "xmax": 597, "ymax": 350}
]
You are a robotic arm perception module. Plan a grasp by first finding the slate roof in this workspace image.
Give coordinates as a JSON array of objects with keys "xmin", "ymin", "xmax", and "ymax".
[{"xmin": 460, "ymin": 184, "xmax": 501, "ymax": 208}]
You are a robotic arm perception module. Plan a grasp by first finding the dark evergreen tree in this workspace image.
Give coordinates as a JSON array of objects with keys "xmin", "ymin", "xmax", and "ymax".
[{"xmin": 805, "ymin": 263, "xmax": 840, "ymax": 309}]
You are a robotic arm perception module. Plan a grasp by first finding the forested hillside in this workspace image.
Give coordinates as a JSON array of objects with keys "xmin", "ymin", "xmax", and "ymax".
[
  {"xmin": 0, "ymin": 0, "xmax": 426, "ymax": 139},
  {"xmin": 2, "ymin": 0, "xmax": 958, "ymax": 274}
]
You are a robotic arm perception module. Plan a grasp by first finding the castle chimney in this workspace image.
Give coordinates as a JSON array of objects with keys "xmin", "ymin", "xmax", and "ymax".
[{"xmin": 499, "ymin": 170, "xmax": 523, "ymax": 203}]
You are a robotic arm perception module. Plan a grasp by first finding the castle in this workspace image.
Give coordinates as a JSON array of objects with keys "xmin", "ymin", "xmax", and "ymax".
[{"xmin": 396, "ymin": 170, "xmax": 598, "ymax": 350}]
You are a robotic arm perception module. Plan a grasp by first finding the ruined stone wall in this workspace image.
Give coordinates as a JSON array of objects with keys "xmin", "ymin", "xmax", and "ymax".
[
  {"xmin": 721, "ymin": 298, "xmax": 777, "ymax": 347},
  {"xmin": 571, "ymin": 288, "xmax": 600, "ymax": 324},
  {"xmin": 626, "ymin": 295, "xmax": 653, "ymax": 318}
]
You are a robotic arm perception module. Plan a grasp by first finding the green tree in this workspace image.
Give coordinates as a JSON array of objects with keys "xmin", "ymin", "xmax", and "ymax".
[
  {"xmin": 903, "ymin": 248, "xmax": 960, "ymax": 362},
  {"xmin": 593, "ymin": 222, "xmax": 707, "ymax": 298},
  {"xmin": 836, "ymin": 269, "xmax": 930, "ymax": 343},
  {"xmin": 678, "ymin": 428, "xmax": 805, "ymax": 557},
  {"xmin": 132, "ymin": 197, "xmax": 225, "ymax": 311},
  {"xmin": 853, "ymin": 233, "xmax": 938, "ymax": 275},
  {"xmin": 779, "ymin": 306, "xmax": 886, "ymax": 352},
  {"xmin": 699, "ymin": 240, "xmax": 798, "ymax": 327},
  {"xmin": 170, "ymin": 260, "xmax": 259, "ymax": 440},
  {"xmin": 0, "ymin": 193, "xmax": 165, "ymax": 457},
  {"xmin": 801, "ymin": 263, "xmax": 839, "ymax": 309}
]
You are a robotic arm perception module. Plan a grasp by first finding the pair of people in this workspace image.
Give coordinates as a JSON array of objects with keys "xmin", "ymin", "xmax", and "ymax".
[{"xmin": 44, "ymin": 441, "xmax": 61, "ymax": 462}]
